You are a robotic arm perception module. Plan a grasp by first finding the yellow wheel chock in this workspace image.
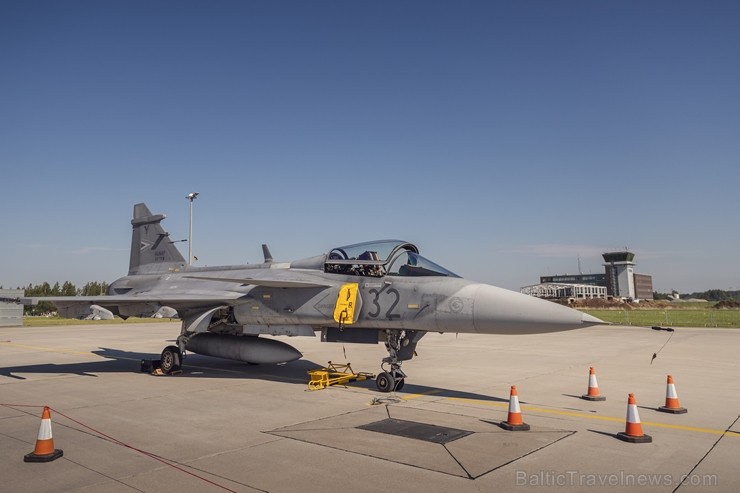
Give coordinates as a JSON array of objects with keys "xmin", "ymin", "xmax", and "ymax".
[{"xmin": 307, "ymin": 362, "xmax": 374, "ymax": 390}]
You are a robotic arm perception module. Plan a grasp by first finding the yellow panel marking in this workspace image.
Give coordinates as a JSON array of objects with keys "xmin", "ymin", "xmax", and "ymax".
[
  {"xmin": 333, "ymin": 283, "xmax": 359, "ymax": 324},
  {"xmin": 251, "ymin": 306, "xmax": 260, "ymax": 310},
  {"xmin": 407, "ymin": 304, "xmax": 419, "ymax": 309},
  {"xmin": 447, "ymin": 397, "xmax": 739, "ymax": 437},
  {"xmin": 262, "ymin": 294, "xmax": 271, "ymax": 299}
]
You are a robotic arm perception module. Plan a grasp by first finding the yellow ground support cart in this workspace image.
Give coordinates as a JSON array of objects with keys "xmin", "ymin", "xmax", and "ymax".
[{"xmin": 307, "ymin": 362, "xmax": 374, "ymax": 390}]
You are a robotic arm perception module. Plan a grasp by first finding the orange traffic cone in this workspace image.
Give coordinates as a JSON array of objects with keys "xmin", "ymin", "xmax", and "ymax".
[
  {"xmin": 616, "ymin": 393, "xmax": 652, "ymax": 443},
  {"xmin": 581, "ymin": 367, "xmax": 606, "ymax": 401},
  {"xmin": 499, "ymin": 385, "xmax": 530, "ymax": 431},
  {"xmin": 658, "ymin": 375, "xmax": 688, "ymax": 414},
  {"xmin": 24, "ymin": 406, "xmax": 63, "ymax": 462}
]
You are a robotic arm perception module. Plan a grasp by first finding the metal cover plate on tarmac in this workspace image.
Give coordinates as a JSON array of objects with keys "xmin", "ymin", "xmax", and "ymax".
[
  {"xmin": 358, "ymin": 418, "xmax": 472, "ymax": 444},
  {"xmin": 266, "ymin": 405, "xmax": 575, "ymax": 479}
]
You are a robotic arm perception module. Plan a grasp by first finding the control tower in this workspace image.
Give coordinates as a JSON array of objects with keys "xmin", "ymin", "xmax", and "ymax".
[{"xmin": 602, "ymin": 251, "xmax": 635, "ymax": 298}]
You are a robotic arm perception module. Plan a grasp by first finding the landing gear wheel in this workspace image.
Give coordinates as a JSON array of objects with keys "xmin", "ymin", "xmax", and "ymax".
[
  {"xmin": 376, "ymin": 371, "xmax": 395, "ymax": 393},
  {"xmin": 394, "ymin": 378, "xmax": 405, "ymax": 392},
  {"xmin": 160, "ymin": 345, "xmax": 182, "ymax": 374}
]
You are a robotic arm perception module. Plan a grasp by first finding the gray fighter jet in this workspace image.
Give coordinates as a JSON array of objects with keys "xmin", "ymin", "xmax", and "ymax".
[{"xmin": 23, "ymin": 203, "xmax": 604, "ymax": 392}]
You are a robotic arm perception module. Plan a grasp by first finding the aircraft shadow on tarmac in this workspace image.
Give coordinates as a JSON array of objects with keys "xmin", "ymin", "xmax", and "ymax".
[
  {"xmin": 0, "ymin": 347, "xmax": 506, "ymax": 403},
  {"xmin": 0, "ymin": 347, "xmax": 150, "ymax": 380},
  {"xmin": 588, "ymin": 429, "xmax": 620, "ymax": 439},
  {"xmin": 0, "ymin": 347, "xmax": 324, "ymax": 384},
  {"xmin": 345, "ymin": 378, "xmax": 509, "ymax": 403}
]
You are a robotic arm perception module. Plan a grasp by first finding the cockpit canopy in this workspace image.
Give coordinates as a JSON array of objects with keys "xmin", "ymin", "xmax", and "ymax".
[{"xmin": 324, "ymin": 240, "xmax": 458, "ymax": 278}]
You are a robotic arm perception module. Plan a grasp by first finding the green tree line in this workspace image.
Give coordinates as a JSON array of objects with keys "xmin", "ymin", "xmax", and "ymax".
[
  {"xmin": 682, "ymin": 289, "xmax": 740, "ymax": 302},
  {"xmin": 653, "ymin": 289, "xmax": 740, "ymax": 302},
  {"xmin": 1, "ymin": 281, "xmax": 110, "ymax": 316}
]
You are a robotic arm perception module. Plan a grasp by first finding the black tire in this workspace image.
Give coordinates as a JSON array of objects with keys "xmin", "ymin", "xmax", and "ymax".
[
  {"xmin": 376, "ymin": 371, "xmax": 395, "ymax": 393},
  {"xmin": 160, "ymin": 346, "xmax": 182, "ymax": 374},
  {"xmin": 394, "ymin": 378, "xmax": 405, "ymax": 392}
]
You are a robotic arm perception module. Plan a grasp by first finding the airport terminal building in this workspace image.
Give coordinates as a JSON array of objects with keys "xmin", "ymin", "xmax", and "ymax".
[{"xmin": 521, "ymin": 251, "xmax": 653, "ymax": 301}]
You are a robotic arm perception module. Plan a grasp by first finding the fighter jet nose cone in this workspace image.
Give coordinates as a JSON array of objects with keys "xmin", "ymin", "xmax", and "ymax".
[
  {"xmin": 581, "ymin": 312, "xmax": 606, "ymax": 325},
  {"xmin": 472, "ymin": 283, "xmax": 600, "ymax": 334}
]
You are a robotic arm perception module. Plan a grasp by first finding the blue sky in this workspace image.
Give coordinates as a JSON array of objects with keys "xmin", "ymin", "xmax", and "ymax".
[{"xmin": 1, "ymin": 1, "xmax": 738, "ymax": 293}]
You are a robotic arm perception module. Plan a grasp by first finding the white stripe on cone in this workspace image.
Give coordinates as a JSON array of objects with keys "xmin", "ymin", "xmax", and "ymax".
[
  {"xmin": 626, "ymin": 403, "xmax": 640, "ymax": 424},
  {"xmin": 37, "ymin": 419, "xmax": 52, "ymax": 441},
  {"xmin": 589, "ymin": 374, "xmax": 598, "ymax": 389},
  {"xmin": 666, "ymin": 383, "xmax": 678, "ymax": 399},
  {"xmin": 509, "ymin": 395, "xmax": 521, "ymax": 414}
]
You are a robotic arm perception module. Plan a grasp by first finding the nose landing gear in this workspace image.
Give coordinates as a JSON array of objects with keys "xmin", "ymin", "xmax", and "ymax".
[{"xmin": 375, "ymin": 329, "xmax": 423, "ymax": 393}]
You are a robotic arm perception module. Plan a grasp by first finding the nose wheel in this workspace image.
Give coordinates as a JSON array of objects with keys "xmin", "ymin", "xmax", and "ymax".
[{"xmin": 375, "ymin": 366, "xmax": 406, "ymax": 393}]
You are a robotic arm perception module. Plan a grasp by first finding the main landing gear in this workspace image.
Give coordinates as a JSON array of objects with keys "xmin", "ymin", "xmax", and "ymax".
[
  {"xmin": 159, "ymin": 345, "xmax": 182, "ymax": 374},
  {"xmin": 375, "ymin": 329, "xmax": 423, "ymax": 393},
  {"xmin": 159, "ymin": 334, "xmax": 189, "ymax": 374}
]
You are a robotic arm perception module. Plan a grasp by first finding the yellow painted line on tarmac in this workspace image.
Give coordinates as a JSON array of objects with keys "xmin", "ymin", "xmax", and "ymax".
[
  {"xmin": 401, "ymin": 389, "xmax": 444, "ymax": 401},
  {"xmin": 639, "ymin": 422, "xmax": 740, "ymax": 436},
  {"xmin": 448, "ymin": 397, "xmax": 739, "ymax": 437},
  {"xmin": 7, "ymin": 338, "xmax": 738, "ymax": 436}
]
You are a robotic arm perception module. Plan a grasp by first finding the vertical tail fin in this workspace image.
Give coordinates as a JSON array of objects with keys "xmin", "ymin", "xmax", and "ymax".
[
  {"xmin": 129, "ymin": 203, "xmax": 186, "ymax": 275},
  {"xmin": 262, "ymin": 244, "xmax": 273, "ymax": 263}
]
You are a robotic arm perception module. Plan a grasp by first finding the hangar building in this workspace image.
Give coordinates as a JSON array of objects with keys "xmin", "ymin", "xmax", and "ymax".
[{"xmin": 0, "ymin": 289, "xmax": 23, "ymax": 327}]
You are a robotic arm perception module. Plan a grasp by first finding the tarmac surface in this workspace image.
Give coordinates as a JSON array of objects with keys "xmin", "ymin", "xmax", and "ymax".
[{"xmin": 1, "ymin": 322, "xmax": 738, "ymax": 492}]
